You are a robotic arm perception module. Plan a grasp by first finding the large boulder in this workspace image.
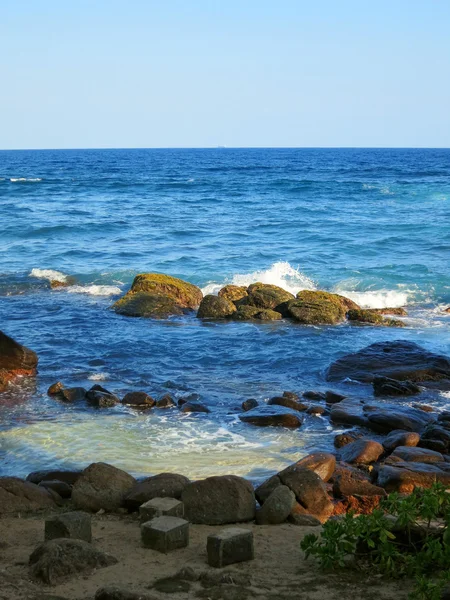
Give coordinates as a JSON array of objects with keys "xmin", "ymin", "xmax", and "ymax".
[
  {"xmin": 278, "ymin": 467, "xmax": 333, "ymax": 523},
  {"xmin": 329, "ymin": 399, "xmax": 369, "ymax": 428},
  {"xmin": 376, "ymin": 463, "xmax": 450, "ymax": 493},
  {"xmin": 339, "ymin": 439, "xmax": 384, "ymax": 465},
  {"xmin": 218, "ymin": 285, "xmax": 248, "ymax": 303},
  {"xmin": 29, "ymin": 538, "xmax": 117, "ymax": 584},
  {"xmin": 390, "ymin": 446, "xmax": 444, "ymax": 463},
  {"xmin": 197, "ymin": 295, "xmax": 236, "ymax": 319},
  {"xmin": 366, "ymin": 405, "xmax": 435, "ymax": 434},
  {"xmin": 283, "ymin": 291, "xmax": 359, "ymax": 325},
  {"xmin": 326, "ymin": 340, "xmax": 450, "ymax": 383},
  {"xmin": 331, "ymin": 463, "xmax": 386, "ymax": 498},
  {"xmin": 347, "ymin": 309, "xmax": 405, "ymax": 328},
  {"xmin": 242, "ymin": 283, "xmax": 294, "ymax": 311},
  {"xmin": 382, "ymin": 430, "xmax": 420, "ymax": 452},
  {"xmin": 124, "ymin": 473, "xmax": 190, "ymax": 511},
  {"xmin": 0, "ymin": 477, "xmax": 57, "ymax": 514},
  {"xmin": 280, "ymin": 452, "xmax": 336, "ymax": 482},
  {"xmin": 112, "ymin": 273, "xmax": 202, "ymax": 318},
  {"xmin": 181, "ymin": 475, "xmax": 255, "ymax": 525},
  {"xmin": 255, "ymin": 485, "xmax": 295, "ymax": 525},
  {"xmin": 72, "ymin": 463, "xmax": 136, "ymax": 512},
  {"xmin": 0, "ymin": 330, "xmax": 38, "ymax": 391}
]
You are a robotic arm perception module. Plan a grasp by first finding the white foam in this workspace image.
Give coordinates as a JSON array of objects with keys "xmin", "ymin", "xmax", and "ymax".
[
  {"xmin": 10, "ymin": 178, "xmax": 42, "ymax": 182},
  {"xmin": 202, "ymin": 262, "xmax": 316, "ymax": 296},
  {"xmin": 30, "ymin": 268, "xmax": 67, "ymax": 283},
  {"xmin": 88, "ymin": 373, "xmax": 110, "ymax": 381},
  {"xmin": 335, "ymin": 289, "xmax": 409, "ymax": 309},
  {"xmin": 66, "ymin": 285, "xmax": 121, "ymax": 296}
]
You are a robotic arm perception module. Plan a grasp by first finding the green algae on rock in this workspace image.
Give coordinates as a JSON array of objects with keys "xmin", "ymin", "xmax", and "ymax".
[
  {"xmin": 284, "ymin": 290, "xmax": 359, "ymax": 325},
  {"xmin": 347, "ymin": 309, "xmax": 405, "ymax": 327},
  {"xmin": 218, "ymin": 284, "xmax": 248, "ymax": 303},
  {"xmin": 113, "ymin": 292, "xmax": 184, "ymax": 318},
  {"xmin": 197, "ymin": 294, "xmax": 237, "ymax": 319},
  {"xmin": 242, "ymin": 283, "xmax": 294, "ymax": 310}
]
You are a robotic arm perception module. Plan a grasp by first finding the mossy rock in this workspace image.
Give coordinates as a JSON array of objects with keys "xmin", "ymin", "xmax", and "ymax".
[
  {"xmin": 218, "ymin": 285, "xmax": 248, "ymax": 303},
  {"xmin": 197, "ymin": 295, "xmax": 236, "ymax": 319},
  {"xmin": 231, "ymin": 306, "xmax": 262, "ymax": 321},
  {"xmin": 113, "ymin": 292, "xmax": 184, "ymax": 318},
  {"xmin": 286, "ymin": 290, "xmax": 356, "ymax": 325},
  {"xmin": 347, "ymin": 309, "xmax": 406, "ymax": 327},
  {"xmin": 243, "ymin": 284, "xmax": 294, "ymax": 311},
  {"xmin": 371, "ymin": 307, "xmax": 408, "ymax": 316},
  {"xmin": 253, "ymin": 309, "xmax": 282, "ymax": 321},
  {"xmin": 127, "ymin": 273, "xmax": 202, "ymax": 309}
]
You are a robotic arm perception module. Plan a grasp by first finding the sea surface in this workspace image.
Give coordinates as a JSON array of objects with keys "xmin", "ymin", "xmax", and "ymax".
[{"xmin": 0, "ymin": 148, "xmax": 449, "ymax": 482}]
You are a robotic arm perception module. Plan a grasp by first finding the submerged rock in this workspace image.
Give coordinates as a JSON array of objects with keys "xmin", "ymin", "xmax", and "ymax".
[
  {"xmin": 284, "ymin": 290, "xmax": 358, "ymax": 325},
  {"xmin": 197, "ymin": 294, "xmax": 236, "ymax": 318},
  {"xmin": 180, "ymin": 401, "xmax": 210, "ymax": 413},
  {"xmin": 326, "ymin": 340, "xmax": 450, "ymax": 383},
  {"xmin": 0, "ymin": 330, "xmax": 38, "ymax": 391}
]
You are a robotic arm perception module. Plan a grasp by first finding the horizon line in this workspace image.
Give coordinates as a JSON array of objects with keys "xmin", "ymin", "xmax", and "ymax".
[{"xmin": 1, "ymin": 145, "xmax": 450, "ymax": 152}]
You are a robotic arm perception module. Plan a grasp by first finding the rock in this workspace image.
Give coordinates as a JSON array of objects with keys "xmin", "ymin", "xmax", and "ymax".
[
  {"xmin": 182, "ymin": 475, "xmax": 255, "ymax": 525},
  {"xmin": 413, "ymin": 403, "xmax": 435, "ymax": 412},
  {"xmin": 334, "ymin": 433, "xmax": 359, "ymax": 449},
  {"xmin": 333, "ymin": 495, "xmax": 384, "ymax": 515},
  {"xmin": 242, "ymin": 283, "xmax": 294, "ymax": 311},
  {"xmin": 156, "ymin": 394, "xmax": 176, "ymax": 408},
  {"xmin": 197, "ymin": 295, "xmax": 237, "ymax": 319},
  {"xmin": 307, "ymin": 405, "xmax": 326, "ymax": 415},
  {"xmin": 347, "ymin": 309, "xmax": 405, "ymax": 327},
  {"xmin": 326, "ymin": 340, "xmax": 450, "ymax": 383},
  {"xmin": 29, "ymin": 538, "xmax": 117, "ymax": 585},
  {"xmin": 60, "ymin": 387, "xmax": 87, "ymax": 402},
  {"xmin": 382, "ymin": 430, "xmax": 420, "ymax": 452},
  {"xmin": 332, "ymin": 468, "xmax": 386, "ymax": 498},
  {"xmin": 125, "ymin": 473, "xmax": 190, "ymax": 511},
  {"xmin": 141, "ymin": 516, "xmax": 189, "ymax": 553},
  {"xmin": 231, "ymin": 306, "xmax": 262, "ymax": 320},
  {"xmin": 267, "ymin": 396, "xmax": 308, "ymax": 411},
  {"xmin": 180, "ymin": 401, "xmax": 210, "ymax": 413},
  {"xmin": 373, "ymin": 376, "xmax": 421, "ymax": 397},
  {"xmin": 284, "ymin": 291, "xmax": 358, "ymax": 325},
  {"xmin": 121, "ymin": 391, "xmax": 155, "ymax": 408},
  {"xmin": 139, "ymin": 497, "xmax": 184, "ymax": 521},
  {"xmin": 303, "ymin": 391, "xmax": 326, "ymax": 400},
  {"xmin": 289, "ymin": 513, "xmax": 322, "ymax": 526},
  {"xmin": 391, "ymin": 446, "xmax": 443, "ymax": 463},
  {"xmin": 95, "ymin": 587, "xmax": 154, "ymax": 600},
  {"xmin": 39, "ymin": 480, "xmax": 72, "ymax": 499},
  {"xmin": 330, "ymin": 399, "xmax": 369, "ymax": 428},
  {"xmin": 207, "ymin": 528, "xmax": 254, "ymax": 568},
  {"xmin": 252, "ymin": 309, "xmax": 282, "ymax": 320},
  {"xmin": 174, "ymin": 566, "xmax": 201, "ymax": 581},
  {"xmin": 239, "ymin": 411, "xmax": 302, "ymax": 428},
  {"xmin": 339, "ymin": 440, "xmax": 384, "ymax": 465},
  {"xmin": 281, "ymin": 452, "xmax": 337, "ymax": 482},
  {"xmin": 255, "ymin": 485, "xmax": 295, "ymax": 524},
  {"xmin": 325, "ymin": 390, "xmax": 346, "ymax": 403},
  {"xmin": 283, "ymin": 391, "xmax": 299, "ymax": 400},
  {"xmin": 254, "ymin": 475, "xmax": 281, "ymax": 505},
  {"xmin": 86, "ymin": 386, "xmax": 120, "ymax": 408},
  {"xmin": 366, "ymin": 405, "xmax": 435, "ymax": 433},
  {"xmin": 26, "ymin": 469, "xmax": 82, "ymax": 486},
  {"xmin": 153, "ymin": 577, "xmax": 191, "ymax": 593},
  {"xmin": 419, "ymin": 438, "xmax": 448, "ymax": 453},
  {"xmin": 376, "ymin": 463, "xmax": 450, "ymax": 493},
  {"xmin": 0, "ymin": 330, "xmax": 38, "ymax": 391},
  {"xmin": 421, "ymin": 425, "xmax": 450, "ymax": 450},
  {"xmin": 218, "ymin": 285, "xmax": 248, "ymax": 303},
  {"xmin": 371, "ymin": 307, "xmax": 408, "ymax": 316},
  {"xmin": 241, "ymin": 399, "xmax": 258, "ymax": 412},
  {"xmin": 45, "ymin": 511, "xmax": 92, "ymax": 543},
  {"xmin": 278, "ymin": 468, "xmax": 333, "ymax": 523},
  {"xmin": 113, "ymin": 273, "xmax": 202, "ymax": 318},
  {"xmin": 0, "ymin": 477, "xmax": 57, "ymax": 514},
  {"xmin": 47, "ymin": 381, "xmax": 64, "ymax": 395},
  {"xmin": 72, "ymin": 463, "xmax": 136, "ymax": 512}
]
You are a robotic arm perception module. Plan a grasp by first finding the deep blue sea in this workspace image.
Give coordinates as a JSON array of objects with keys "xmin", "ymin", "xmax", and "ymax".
[{"xmin": 0, "ymin": 148, "xmax": 449, "ymax": 482}]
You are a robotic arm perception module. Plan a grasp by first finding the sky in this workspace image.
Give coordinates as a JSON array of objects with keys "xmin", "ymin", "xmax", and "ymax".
[{"xmin": 1, "ymin": 0, "xmax": 449, "ymax": 149}]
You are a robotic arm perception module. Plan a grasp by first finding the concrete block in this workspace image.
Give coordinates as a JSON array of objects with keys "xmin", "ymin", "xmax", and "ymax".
[
  {"xmin": 45, "ymin": 511, "xmax": 92, "ymax": 542},
  {"xmin": 207, "ymin": 527, "xmax": 254, "ymax": 568},
  {"xmin": 139, "ymin": 497, "xmax": 184, "ymax": 522},
  {"xmin": 141, "ymin": 516, "xmax": 189, "ymax": 553}
]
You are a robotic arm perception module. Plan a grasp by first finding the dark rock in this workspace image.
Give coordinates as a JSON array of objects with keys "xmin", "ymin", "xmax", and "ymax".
[
  {"xmin": 174, "ymin": 566, "xmax": 200, "ymax": 581},
  {"xmin": 382, "ymin": 430, "xmax": 420, "ymax": 452},
  {"xmin": 373, "ymin": 376, "xmax": 421, "ymax": 397},
  {"xmin": 239, "ymin": 411, "xmax": 302, "ymax": 428},
  {"xmin": 218, "ymin": 285, "xmax": 248, "ymax": 303},
  {"xmin": 0, "ymin": 330, "xmax": 38, "ymax": 391},
  {"xmin": 241, "ymin": 399, "xmax": 258, "ymax": 412},
  {"xmin": 27, "ymin": 470, "xmax": 82, "ymax": 486},
  {"xmin": 86, "ymin": 387, "xmax": 120, "ymax": 408},
  {"xmin": 421, "ymin": 424, "xmax": 450, "ymax": 449},
  {"xmin": 254, "ymin": 475, "xmax": 281, "ymax": 505},
  {"xmin": 95, "ymin": 587, "xmax": 154, "ymax": 600},
  {"xmin": 330, "ymin": 399, "xmax": 369, "ymax": 428},
  {"xmin": 122, "ymin": 391, "xmax": 155, "ymax": 408},
  {"xmin": 303, "ymin": 391, "xmax": 326, "ymax": 400},
  {"xmin": 47, "ymin": 382, "xmax": 64, "ymax": 396},
  {"xmin": 197, "ymin": 295, "xmax": 236, "ymax": 319},
  {"xmin": 29, "ymin": 538, "xmax": 117, "ymax": 584},
  {"xmin": 371, "ymin": 307, "xmax": 408, "ymax": 316},
  {"xmin": 39, "ymin": 480, "xmax": 72, "ymax": 499},
  {"xmin": 45, "ymin": 511, "xmax": 92, "ymax": 543},
  {"xmin": 307, "ymin": 404, "xmax": 326, "ymax": 415},
  {"xmin": 141, "ymin": 516, "xmax": 189, "ymax": 553},
  {"xmin": 255, "ymin": 485, "xmax": 295, "ymax": 524},
  {"xmin": 156, "ymin": 394, "xmax": 176, "ymax": 408},
  {"xmin": 180, "ymin": 401, "xmax": 210, "ymax": 413},
  {"xmin": 125, "ymin": 473, "xmax": 190, "ymax": 511},
  {"xmin": 339, "ymin": 440, "xmax": 384, "ymax": 465},
  {"xmin": 376, "ymin": 462, "xmax": 450, "ymax": 493},
  {"xmin": 153, "ymin": 577, "xmax": 191, "ymax": 593},
  {"xmin": 0, "ymin": 477, "xmax": 57, "ymax": 514},
  {"xmin": 325, "ymin": 390, "xmax": 346, "ymax": 404},
  {"xmin": 334, "ymin": 433, "xmax": 359, "ymax": 449},
  {"xmin": 391, "ymin": 446, "xmax": 443, "ymax": 463},
  {"xmin": 278, "ymin": 467, "xmax": 333, "ymax": 523},
  {"xmin": 283, "ymin": 391, "xmax": 299, "ymax": 400},
  {"xmin": 207, "ymin": 528, "xmax": 254, "ymax": 568},
  {"xmin": 231, "ymin": 306, "xmax": 262, "ymax": 320},
  {"xmin": 413, "ymin": 403, "xmax": 435, "ymax": 412},
  {"xmin": 326, "ymin": 340, "xmax": 450, "ymax": 384},
  {"xmin": 419, "ymin": 438, "xmax": 448, "ymax": 453},
  {"xmin": 72, "ymin": 462, "xmax": 136, "ymax": 512},
  {"xmin": 60, "ymin": 387, "xmax": 87, "ymax": 402},
  {"xmin": 267, "ymin": 396, "xmax": 308, "ymax": 411},
  {"xmin": 366, "ymin": 405, "xmax": 435, "ymax": 433},
  {"xmin": 182, "ymin": 475, "xmax": 255, "ymax": 525}
]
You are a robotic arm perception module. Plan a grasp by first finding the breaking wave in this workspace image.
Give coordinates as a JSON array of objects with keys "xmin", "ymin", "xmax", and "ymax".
[{"xmin": 30, "ymin": 268, "xmax": 68, "ymax": 283}]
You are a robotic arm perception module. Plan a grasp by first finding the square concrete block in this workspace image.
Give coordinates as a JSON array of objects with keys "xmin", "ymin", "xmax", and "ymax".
[
  {"xmin": 141, "ymin": 516, "xmax": 189, "ymax": 553},
  {"xmin": 139, "ymin": 497, "xmax": 184, "ymax": 522},
  {"xmin": 45, "ymin": 511, "xmax": 92, "ymax": 543},
  {"xmin": 207, "ymin": 527, "xmax": 254, "ymax": 568}
]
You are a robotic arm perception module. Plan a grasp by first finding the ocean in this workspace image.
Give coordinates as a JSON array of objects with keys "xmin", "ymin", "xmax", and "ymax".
[{"xmin": 0, "ymin": 147, "xmax": 449, "ymax": 482}]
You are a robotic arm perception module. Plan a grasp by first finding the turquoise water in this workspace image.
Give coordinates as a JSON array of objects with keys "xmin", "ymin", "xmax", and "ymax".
[{"xmin": 0, "ymin": 148, "xmax": 449, "ymax": 481}]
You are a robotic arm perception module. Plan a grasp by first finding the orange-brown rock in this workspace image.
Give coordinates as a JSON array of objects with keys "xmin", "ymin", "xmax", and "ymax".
[{"xmin": 0, "ymin": 331, "xmax": 38, "ymax": 391}]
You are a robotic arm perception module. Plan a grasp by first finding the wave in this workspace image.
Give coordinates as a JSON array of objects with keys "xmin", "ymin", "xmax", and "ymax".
[
  {"xmin": 334, "ymin": 289, "xmax": 410, "ymax": 309},
  {"xmin": 30, "ymin": 268, "xmax": 67, "ymax": 283},
  {"xmin": 10, "ymin": 178, "xmax": 42, "ymax": 182},
  {"xmin": 66, "ymin": 285, "xmax": 122, "ymax": 296},
  {"xmin": 201, "ymin": 262, "xmax": 316, "ymax": 296}
]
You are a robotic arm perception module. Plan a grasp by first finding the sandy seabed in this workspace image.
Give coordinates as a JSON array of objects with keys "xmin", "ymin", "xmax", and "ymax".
[{"xmin": 0, "ymin": 512, "xmax": 411, "ymax": 600}]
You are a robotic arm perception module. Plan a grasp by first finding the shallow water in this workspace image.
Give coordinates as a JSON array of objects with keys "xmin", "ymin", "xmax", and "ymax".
[{"xmin": 1, "ymin": 148, "xmax": 449, "ymax": 480}]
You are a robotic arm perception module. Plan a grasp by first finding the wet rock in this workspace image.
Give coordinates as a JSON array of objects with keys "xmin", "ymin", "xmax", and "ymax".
[
  {"xmin": 0, "ymin": 330, "xmax": 38, "ymax": 391},
  {"xmin": 239, "ymin": 411, "xmax": 302, "ymax": 428},
  {"xmin": 281, "ymin": 452, "xmax": 336, "ymax": 482},
  {"xmin": 72, "ymin": 463, "xmax": 136, "ymax": 512},
  {"xmin": 95, "ymin": 587, "xmax": 154, "ymax": 600},
  {"xmin": 241, "ymin": 399, "xmax": 258, "ymax": 412},
  {"xmin": 278, "ymin": 467, "xmax": 333, "ymax": 523},
  {"xmin": 413, "ymin": 403, "xmax": 435, "ymax": 412},
  {"xmin": 60, "ymin": 387, "xmax": 87, "ymax": 402},
  {"xmin": 254, "ymin": 475, "xmax": 281, "ymax": 505},
  {"xmin": 121, "ymin": 391, "xmax": 155, "ymax": 408},
  {"xmin": 373, "ymin": 376, "xmax": 421, "ymax": 397},
  {"xmin": 182, "ymin": 475, "xmax": 255, "ymax": 525},
  {"xmin": 267, "ymin": 396, "xmax": 308, "ymax": 411},
  {"xmin": 86, "ymin": 386, "xmax": 120, "ymax": 408},
  {"xmin": 47, "ymin": 381, "xmax": 64, "ymax": 396},
  {"xmin": 180, "ymin": 401, "xmax": 210, "ymax": 413},
  {"xmin": 303, "ymin": 390, "xmax": 326, "ymax": 400},
  {"xmin": 242, "ymin": 283, "xmax": 294, "ymax": 311},
  {"xmin": 283, "ymin": 391, "xmax": 299, "ymax": 400},
  {"xmin": 325, "ymin": 390, "xmax": 346, "ymax": 404},
  {"xmin": 231, "ymin": 306, "xmax": 262, "ymax": 320},
  {"xmin": 307, "ymin": 404, "xmax": 327, "ymax": 415},
  {"xmin": 376, "ymin": 462, "xmax": 450, "ymax": 493},
  {"xmin": 125, "ymin": 473, "xmax": 190, "ymax": 511},
  {"xmin": 419, "ymin": 438, "xmax": 448, "ymax": 453},
  {"xmin": 45, "ymin": 511, "xmax": 92, "ymax": 543},
  {"xmin": 334, "ymin": 433, "xmax": 359, "ymax": 449},
  {"xmin": 326, "ymin": 340, "xmax": 450, "ymax": 384},
  {"xmin": 371, "ymin": 307, "xmax": 408, "ymax": 316},
  {"xmin": 391, "ymin": 446, "xmax": 443, "ymax": 463},
  {"xmin": 255, "ymin": 485, "xmax": 295, "ymax": 524},
  {"xmin": 0, "ymin": 477, "xmax": 57, "ymax": 514},
  {"xmin": 339, "ymin": 439, "xmax": 384, "ymax": 465},
  {"xmin": 112, "ymin": 292, "xmax": 185, "ymax": 318},
  {"xmin": 39, "ymin": 480, "xmax": 72, "ymax": 499},
  {"xmin": 29, "ymin": 538, "xmax": 117, "ymax": 585},
  {"xmin": 218, "ymin": 285, "xmax": 248, "ymax": 303},
  {"xmin": 284, "ymin": 291, "xmax": 355, "ymax": 325},
  {"xmin": 252, "ymin": 309, "xmax": 282, "ymax": 320},
  {"xmin": 366, "ymin": 405, "xmax": 435, "ymax": 433},
  {"xmin": 421, "ymin": 424, "xmax": 450, "ymax": 450},
  {"xmin": 156, "ymin": 394, "xmax": 176, "ymax": 408},
  {"xmin": 27, "ymin": 470, "xmax": 82, "ymax": 486},
  {"xmin": 330, "ymin": 399, "xmax": 369, "ymax": 428},
  {"xmin": 382, "ymin": 430, "xmax": 420, "ymax": 452},
  {"xmin": 197, "ymin": 295, "xmax": 237, "ymax": 319},
  {"xmin": 347, "ymin": 309, "xmax": 405, "ymax": 327}
]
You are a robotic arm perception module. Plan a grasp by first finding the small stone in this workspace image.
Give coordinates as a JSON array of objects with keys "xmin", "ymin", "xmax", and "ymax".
[
  {"xmin": 45, "ymin": 511, "xmax": 92, "ymax": 543},
  {"xmin": 334, "ymin": 433, "xmax": 358, "ymax": 449},
  {"xmin": 325, "ymin": 391, "xmax": 346, "ymax": 404},
  {"xmin": 174, "ymin": 566, "xmax": 200, "ymax": 581},
  {"xmin": 180, "ymin": 402, "xmax": 210, "ymax": 413},
  {"xmin": 156, "ymin": 394, "xmax": 176, "ymax": 408},
  {"xmin": 302, "ymin": 391, "xmax": 326, "ymax": 400},
  {"xmin": 207, "ymin": 528, "xmax": 254, "ymax": 568},
  {"xmin": 241, "ymin": 399, "xmax": 258, "ymax": 412},
  {"xmin": 139, "ymin": 497, "xmax": 184, "ymax": 521},
  {"xmin": 282, "ymin": 391, "xmax": 299, "ymax": 401},
  {"xmin": 141, "ymin": 516, "xmax": 189, "ymax": 553},
  {"xmin": 47, "ymin": 382, "xmax": 64, "ymax": 396},
  {"xmin": 307, "ymin": 405, "xmax": 326, "ymax": 415}
]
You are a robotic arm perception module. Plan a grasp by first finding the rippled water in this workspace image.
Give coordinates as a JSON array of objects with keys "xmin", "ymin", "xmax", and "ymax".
[{"xmin": 1, "ymin": 148, "xmax": 449, "ymax": 481}]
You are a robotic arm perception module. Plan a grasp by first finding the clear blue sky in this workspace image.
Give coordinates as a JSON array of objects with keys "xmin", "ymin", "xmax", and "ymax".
[{"xmin": 1, "ymin": 0, "xmax": 449, "ymax": 149}]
